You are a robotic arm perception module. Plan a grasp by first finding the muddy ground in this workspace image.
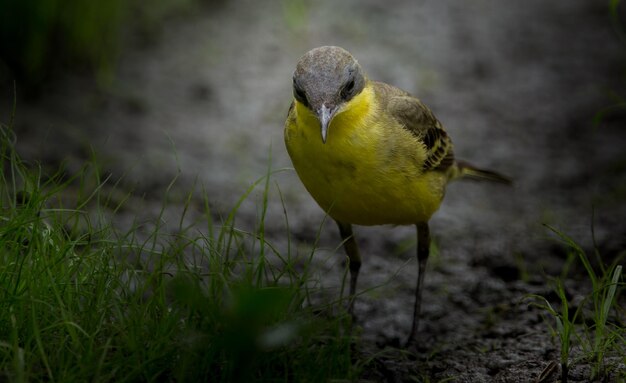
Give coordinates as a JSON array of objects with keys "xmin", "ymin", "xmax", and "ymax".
[{"xmin": 2, "ymin": 0, "xmax": 626, "ymax": 381}]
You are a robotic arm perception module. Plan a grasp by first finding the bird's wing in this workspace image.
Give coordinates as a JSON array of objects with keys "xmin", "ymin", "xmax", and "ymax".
[{"xmin": 376, "ymin": 82, "xmax": 454, "ymax": 172}]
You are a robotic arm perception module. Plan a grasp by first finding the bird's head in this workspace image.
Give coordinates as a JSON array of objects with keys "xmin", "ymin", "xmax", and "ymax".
[{"xmin": 292, "ymin": 46, "xmax": 366, "ymax": 143}]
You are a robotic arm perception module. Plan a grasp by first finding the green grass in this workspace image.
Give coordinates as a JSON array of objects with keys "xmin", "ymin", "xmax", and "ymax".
[
  {"xmin": 0, "ymin": 120, "xmax": 357, "ymax": 382},
  {"xmin": 528, "ymin": 225, "xmax": 625, "ymax": 383}
]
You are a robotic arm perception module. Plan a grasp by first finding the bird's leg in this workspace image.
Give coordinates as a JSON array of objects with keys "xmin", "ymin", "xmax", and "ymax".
[
  {"xmin": 336, "ymin": 221, "xmax": 361, "ymax": 315},
  {"xmin": 407, "ymin": 221, "xmax": 430, "ymax": 347}
]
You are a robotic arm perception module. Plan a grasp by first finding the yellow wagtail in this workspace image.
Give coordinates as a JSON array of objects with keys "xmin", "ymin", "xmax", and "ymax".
[{"xmin": 284, "ymin": 46, "xmax": 511, "ymax": 346}]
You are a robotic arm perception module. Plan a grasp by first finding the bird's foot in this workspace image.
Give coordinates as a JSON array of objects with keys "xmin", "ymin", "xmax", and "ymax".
[{"xmin": 405, "ymin": 333, "xmax": 419, "ymax": 354}]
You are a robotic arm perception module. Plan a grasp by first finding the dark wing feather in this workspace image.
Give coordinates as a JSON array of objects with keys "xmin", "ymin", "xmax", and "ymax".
[{"xmin": 374, "ymin": 81, "xmax": 454, "ymax": 172}]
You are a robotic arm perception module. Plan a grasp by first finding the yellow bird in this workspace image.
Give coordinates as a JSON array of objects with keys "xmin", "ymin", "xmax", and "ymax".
[{"xmin": 284, "ymin": 46, "xmax": 511, "ymax": 346}]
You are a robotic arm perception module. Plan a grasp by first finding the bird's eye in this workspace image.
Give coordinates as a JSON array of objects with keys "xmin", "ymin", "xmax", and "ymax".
[
  {"xmin": 293, "ymin": 85, "xmax": 309, "ymax": 106},
  {"xmin": 341, "ymin": 78, "xmax": 356, "ymax": 100},
  {"xmin": 345, "ymin": 79, "xmax": 355, "ymax": 92},
  {"xmin": 295, "ymin": 87, "xmax": 305, "ymax": 99}
]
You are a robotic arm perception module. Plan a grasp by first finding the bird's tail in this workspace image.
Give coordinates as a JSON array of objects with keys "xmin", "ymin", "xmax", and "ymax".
[{"xmin": 455, "ymin": 160, "xmax": 512, "ymax": 185}]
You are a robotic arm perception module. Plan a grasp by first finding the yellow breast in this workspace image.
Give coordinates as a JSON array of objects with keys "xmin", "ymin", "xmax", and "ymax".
[{"xmin": 284, "ymin": 85, "xmax": 447, "ymax": 225}]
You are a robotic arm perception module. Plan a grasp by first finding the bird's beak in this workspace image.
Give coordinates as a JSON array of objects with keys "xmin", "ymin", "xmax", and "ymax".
[{"xmin": 317, "ymin": 104, "xmax": 338, "ymax": 144}]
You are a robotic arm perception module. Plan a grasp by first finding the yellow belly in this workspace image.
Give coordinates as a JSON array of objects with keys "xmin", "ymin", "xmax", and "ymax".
[{"xmin": 285, "ymin": 88, "xmax": 447, "ymax": 226}]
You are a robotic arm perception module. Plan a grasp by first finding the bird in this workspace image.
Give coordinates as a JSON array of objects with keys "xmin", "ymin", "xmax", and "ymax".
[{"xmin": 284, "ymin": 46, "xmax": 511, "ymax": 347}]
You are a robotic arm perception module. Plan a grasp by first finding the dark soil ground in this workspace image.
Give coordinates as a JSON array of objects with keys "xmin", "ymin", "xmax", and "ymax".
[{"xmin": 2, "ymin": 1, "xmax": 626, "ymax": 381}]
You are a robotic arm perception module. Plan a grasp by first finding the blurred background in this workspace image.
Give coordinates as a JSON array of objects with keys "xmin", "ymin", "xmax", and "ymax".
[{"xmin": 1, "ymin": 0, "xmax": 625, "ymax": 342}]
